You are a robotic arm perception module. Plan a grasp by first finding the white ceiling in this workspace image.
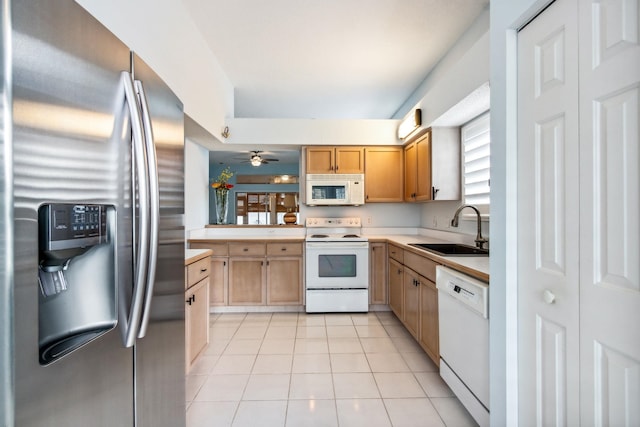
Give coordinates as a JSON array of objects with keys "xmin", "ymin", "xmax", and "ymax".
[{"xmin": 182, "ymin": 0, "xmax": 489, "ymax": 120}]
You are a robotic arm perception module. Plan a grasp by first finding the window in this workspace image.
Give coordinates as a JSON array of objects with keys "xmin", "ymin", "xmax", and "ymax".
[{"xmin": 461, "ymin": 112, "xmax": 490, "ymax": 212}]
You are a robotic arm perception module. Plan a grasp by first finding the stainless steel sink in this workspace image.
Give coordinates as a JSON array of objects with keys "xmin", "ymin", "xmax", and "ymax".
[{"xmin": 408, "ymin": 243, "xmax": 489, "ymax": 257}]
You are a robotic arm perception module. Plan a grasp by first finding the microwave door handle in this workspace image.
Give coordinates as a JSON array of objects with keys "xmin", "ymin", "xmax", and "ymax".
[{"xmin": 121, "ymin": 71, "xmax": 150, "ymax": 348}]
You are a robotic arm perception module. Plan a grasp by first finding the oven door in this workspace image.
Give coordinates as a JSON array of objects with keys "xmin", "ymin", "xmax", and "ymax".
[{"xmin": 305, "ymin": 241, "xmax": 369, "ymax": 289}]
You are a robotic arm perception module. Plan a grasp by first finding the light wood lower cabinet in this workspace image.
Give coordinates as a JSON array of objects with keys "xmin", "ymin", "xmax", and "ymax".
[
  {"xmin": 191, "ymin": 241, "xmax": 304, "ymax": 307},
  {"xmin": 185, "ymin": 252, "xmax": 211, "ymax": 371},
  {"xmin": 403, "ymin": 268, "xmax": 421, "ymax": 337},
  {"xmin": 209, "ymin": 257, "xmax": 228, "ymax": 305},
  {"xmin": 185, "ymin": 277, "xmax": 209, "ymax": 370},
  {"xmin": 387, "ymin": 246, "xmax": 440, "ymax": 366},
  {"xmin": 267, "ymin": 257, "xmax": 303, "ymax": 305},
  {"xmin": 228, "ymin": 257, "xmax": 265, "ymax": 305},
  {"xmin": 369, "ymin": 242, "xmax": 388, "ymax": 305},
  {"xmin": 388, "ymin": 258, "xmax": 404, "ymax": 319},
  {"xmin": 419, "ymin": 278, "xmax": 439, "ymax": 365}
]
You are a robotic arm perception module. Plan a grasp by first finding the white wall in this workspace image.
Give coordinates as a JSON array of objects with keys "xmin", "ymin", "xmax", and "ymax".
[
  {"xmin": 490, "ymin": 1, "xmax": 554, "ymax": 425},
  {"xmin": 394, "ymin": 6, "xmax": 490, "ymax": 124},
  {"xmin": 418, "ymin": 201, "xmax": 490, "ymax": 244},
  {"xmin": 224, "ymin": 118, "xmax": 401, "ymax": 146},
  {"xmin": 300, "ymin": 203, "xmax": 422, "ymax": 229},
  {"xmin": 184, "ymin": 139, "xmax": 210, "ymax": 235},
  {"xmin": 392, "ymin": 7, "xmax": 491, "ymax": 244},
  {"xmin": 76, "ymin": 0, "xmax": 234, "ymax": 140}
]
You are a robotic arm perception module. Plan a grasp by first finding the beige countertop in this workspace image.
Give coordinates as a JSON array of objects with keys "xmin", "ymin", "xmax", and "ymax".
[
  {"xmin": 368, "ymin": 234, "xmax": 489, "ymax": 282},
  {"xmin": 185, "ymin": 248, "xmax": 212, "ymax": 265},
  {"xmin": 189, "ymin": 236, "xmax": 305, "ymax": 241},
  {"xmin": 187, "ymin": 231, "xmax": 489, "ymax": 282}
]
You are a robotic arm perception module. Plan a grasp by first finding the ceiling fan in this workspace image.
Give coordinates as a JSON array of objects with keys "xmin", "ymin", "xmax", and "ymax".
[{"xmin": 237, "ymin": 151, "xmax": 280, "ymax": 167}]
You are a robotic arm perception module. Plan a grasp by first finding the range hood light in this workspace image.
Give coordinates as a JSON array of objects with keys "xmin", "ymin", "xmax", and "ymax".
[{"xmin": 398, "ymin": 108, "xmax": 422, "ymax": 139}]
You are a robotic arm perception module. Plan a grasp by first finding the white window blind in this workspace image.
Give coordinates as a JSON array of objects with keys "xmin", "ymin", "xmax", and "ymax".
[{"xmin": 462, "ymin": 112, "xmax": 490, "ymax": 206}]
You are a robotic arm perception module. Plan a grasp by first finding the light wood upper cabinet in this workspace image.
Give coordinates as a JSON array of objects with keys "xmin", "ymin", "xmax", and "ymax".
[
  {"xmin": 306, "ymin": 146, "xmax": 364, "ymax": 174},
  {"xmin": 364, "ymin": 147, "xmax": 404, "ymax": 202},
  {"xmin": 404, "ymin": 128, "xmax": 460, "ymax": 202}
]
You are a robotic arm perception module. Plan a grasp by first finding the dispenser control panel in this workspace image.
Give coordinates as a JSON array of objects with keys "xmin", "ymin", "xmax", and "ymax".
[{"xmin": 39, "ymin": 204, "xmax": 108, "ymax": 251}]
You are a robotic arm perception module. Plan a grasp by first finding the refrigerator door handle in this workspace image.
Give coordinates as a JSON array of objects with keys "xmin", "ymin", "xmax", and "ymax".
[
  {"xmin": 121, "ymin": 71, "xmax": 150, "ymax": 348},
  {"xmin": 134, "ymin": 80, "xmax": 159, "ymax": 339}
]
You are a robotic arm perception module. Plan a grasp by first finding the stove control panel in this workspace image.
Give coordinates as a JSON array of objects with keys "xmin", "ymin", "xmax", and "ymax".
[{"xmin": 306, "ymin": 217, "xmax": 361, "ymax": 227}]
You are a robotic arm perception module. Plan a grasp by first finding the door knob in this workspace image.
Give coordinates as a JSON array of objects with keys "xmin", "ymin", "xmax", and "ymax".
[{"xmin": 543, "ymin": 289, "xmax": 556, "ymax": 304}]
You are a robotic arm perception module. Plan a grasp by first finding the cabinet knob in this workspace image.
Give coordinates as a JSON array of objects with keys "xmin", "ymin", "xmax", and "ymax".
[
  {"xmin": 281, "ymin": 247, "xmax": 287, "ymax": 251},
  {"xmin": 543, "ymin": 289, "xmax": 556, "ymax": 304},
  {"xmin": 243, "ymin": 248, "xmax": 248, "ymax": 252},
  {"xmin": 200, "ymin": 268, "xmax": 207, "ymax": 272}
]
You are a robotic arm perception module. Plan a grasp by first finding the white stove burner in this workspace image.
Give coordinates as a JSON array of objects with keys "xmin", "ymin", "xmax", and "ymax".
[{"xmin": 305, "ymin": 217, "xmax": 368, "ymax": 243}]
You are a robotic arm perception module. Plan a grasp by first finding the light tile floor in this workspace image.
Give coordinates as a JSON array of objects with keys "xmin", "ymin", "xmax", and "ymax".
[{"xmin": 187, "ymin": 311, "xmax": 478, "ymax": 427}]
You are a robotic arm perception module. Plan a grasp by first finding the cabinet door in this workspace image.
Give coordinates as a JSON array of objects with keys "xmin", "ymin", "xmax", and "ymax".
[
  {"xmin": 430, "ymin": 127, "xmax": 460, "ymax": 200},
  {"xmin": 403, "ymin": 269, "xmax": 420, "ymax": 337},
  {"xmin": 209, "ymin": 257, "xmax": 228, "ymax": 306},
  {"xmin": 335, "ymin": 147, "xmax": 364, "ymax": 173},
  {"xmin": 404, "ymin": 142, "xmax": 417, "ymax": 201},
  {"xmin": 415, "ymin": 132, "xmax": 433, "ymax": 201},
  {"xmin": 186, "ymin": 277, "xmax": 209, "ymax": 369},
  {"xmin": 369, "ymin": 242, "xmax": 387, "ymax": 304},
  {"xmin": 419, "ymin": 278, "xmax": 439, "ymax": 366},
  {"xmin": 388, "ymin": 258, "xmax": 404, "ymax": 319},
  {"xmin": 228, "ymin": 257, "xmax": 265, "ymax": 305},
  {"xmin": 364, "ymin": 147, "xmax": 403, "ymax": 202},
  {"xmin": 306, "ymin": 147, "xmax": 335, "ymax": 173},
  {"xmin": 266, "ymin": 257, "xmax": 302, "ymax": 305}
]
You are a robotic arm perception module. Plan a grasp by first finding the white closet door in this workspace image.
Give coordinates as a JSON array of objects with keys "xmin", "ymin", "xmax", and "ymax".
[
  {"xmin": 578, "ymin": 0, "xmax": 640, "ymax": 425},
  {"xmin": 517, "ymin": 0, "xmax": 581, "ymax": 425}
]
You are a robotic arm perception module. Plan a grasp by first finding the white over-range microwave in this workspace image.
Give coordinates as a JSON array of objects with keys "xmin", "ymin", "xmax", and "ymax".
[{"xmin": 305, "ymin": 174, "xmax": 365, "ymax": 206}]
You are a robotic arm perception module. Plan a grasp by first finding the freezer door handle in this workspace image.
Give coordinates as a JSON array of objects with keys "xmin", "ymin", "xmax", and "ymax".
[
  {"xmin": 122, "ymin": 71, "xmax": 150, "ymax": 348},
  {"xmin": 134, "ymin": 80, "xmax": 160, "ymax": 339}
]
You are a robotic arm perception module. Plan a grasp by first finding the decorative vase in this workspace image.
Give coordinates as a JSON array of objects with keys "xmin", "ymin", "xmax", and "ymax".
[
  {"xmin": 214, "ymin": 187, "xmax": 229, "ymax": 224},
  {"xmin": 283, "ymin": 210, "xmax": 297, "ymax": 225}
]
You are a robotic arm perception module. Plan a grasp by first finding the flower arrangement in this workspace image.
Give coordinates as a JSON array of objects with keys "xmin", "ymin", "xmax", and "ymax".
[{"xmin": 211, "ymin": 166, "xmax": 234, "ymax": 190}]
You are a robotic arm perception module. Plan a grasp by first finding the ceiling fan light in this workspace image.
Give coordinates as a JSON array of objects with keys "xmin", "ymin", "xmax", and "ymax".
[{"xmin": 251, "ymin": 157, "xmax": 262, "ymax": 167}]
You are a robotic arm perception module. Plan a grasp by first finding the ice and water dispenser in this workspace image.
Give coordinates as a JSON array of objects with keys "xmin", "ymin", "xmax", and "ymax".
[{"xmin": 38, "ymin": 204, "xmax": 117, "ymax": 365}]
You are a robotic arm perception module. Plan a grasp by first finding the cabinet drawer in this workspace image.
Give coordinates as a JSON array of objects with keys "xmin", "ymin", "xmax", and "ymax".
[
  {"xmin": 404, "ymin": 251, "xmax": 437, "ymax": 282},
  {"xmin": 229, "ymin": 242, "xmax": 266, "ymax": 256},
  {"xmin": 187, "ymin": 257, "xmax": 210, "ymax": 288},
  {"xmin": 266, "ymin": 242, "xmax": 302, "ymax": 256},
  {"xmin": 388, "ymin": 244, "xmax": 404, "ymax": 263},
  {"xmin": 189, "ymin": 242, "xmax": 229, "ymax": 256}
]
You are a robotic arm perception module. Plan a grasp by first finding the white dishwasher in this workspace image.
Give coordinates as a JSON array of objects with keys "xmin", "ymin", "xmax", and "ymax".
[{"xmin": 436, "ymin": 265, "xmax": 489, "ymax": 427}]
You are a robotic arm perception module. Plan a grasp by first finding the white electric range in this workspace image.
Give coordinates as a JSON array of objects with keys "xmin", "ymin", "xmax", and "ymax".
[{"xmin": 304, "ymin": 217, "xmax": 369, "ymax": 313}]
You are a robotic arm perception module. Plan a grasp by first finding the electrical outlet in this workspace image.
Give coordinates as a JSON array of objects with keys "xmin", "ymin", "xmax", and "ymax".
[
  {"xmin": 432, "ymin": 216, "xmax": 437, "ymax": 227},
  {"xmin": 367, "ymin": 216, "xmax": 372, "ymax": 225}
]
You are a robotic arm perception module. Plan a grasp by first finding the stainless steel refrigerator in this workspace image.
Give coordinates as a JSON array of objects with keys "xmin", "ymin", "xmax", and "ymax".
[{"xmin": 1, "ymin": 0, "xmax": 186, "ymax": 425}]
